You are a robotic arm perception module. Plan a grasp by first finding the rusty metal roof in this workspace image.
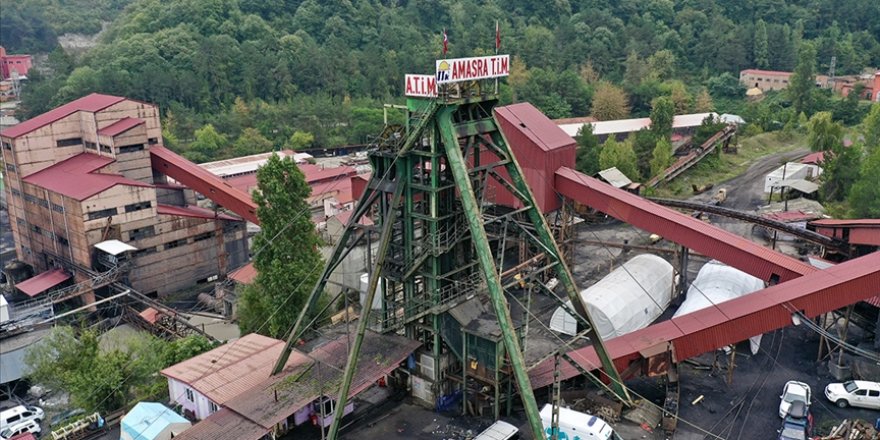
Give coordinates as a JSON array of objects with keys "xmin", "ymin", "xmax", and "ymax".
[
  {"xmin": 224, "ymin": 331, "xmax": 420, "ymax": 430},
  {"xmin": 160, "ymin": 333, "xmax": 295, "ymax": 405},
  {"xmin": 23, "ymin": 153, "xmax": 151, "ymax": 200},
  {"xmin": 555, "ymin": 167, "xmax": 816, "ymax": 283},
  {"xmin": 15, "ymin": 268, "xmax": 71, "ymax": 297},
  {"xmin": 97, "ymin": 117, "xmax": 144, "ymax": 137},
  {"xmin": 1, "ymin": 93, "xmax": 125, "ymax": 139},
  {"xmin": 171, "ymin": 408, "xmax": 266, "ymax": 440},
  {"xmin": 495, "ymin": 102, "xmax": 576, "ymax": 152},
  {"xmin": 228, "ymin": 262, "xmax": 257, "ymax": 285}
]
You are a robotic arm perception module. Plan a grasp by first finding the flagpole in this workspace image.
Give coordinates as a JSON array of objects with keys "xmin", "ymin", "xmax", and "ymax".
[{"xmin": 494, "ymin": 20, "xmax": 499, "ymax": 95}]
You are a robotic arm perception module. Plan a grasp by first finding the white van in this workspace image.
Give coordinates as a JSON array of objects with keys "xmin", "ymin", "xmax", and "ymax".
[
  {"xmin": 0, "ymin": 405, "xmax": 44, "ymax": 430},
  {"xmin": 474, "ymin": 420, "xmax": 519, "ymax": 440},
  {"xmin": 539, "ymin": 404, "xmax": 621, "ymax": 440},
  {"xmin": 0, "ymin": 419, "xmax": 42, "ymax": 439}
]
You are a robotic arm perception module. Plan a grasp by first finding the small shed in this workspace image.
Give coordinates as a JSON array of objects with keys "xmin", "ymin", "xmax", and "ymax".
[
  {"xmin": 120, "ymin": 402, "xmax": 191, "ymax": 440},
  {"xmin": 492, "ymin": 103, "xmax": 576, "ymax": 213}
]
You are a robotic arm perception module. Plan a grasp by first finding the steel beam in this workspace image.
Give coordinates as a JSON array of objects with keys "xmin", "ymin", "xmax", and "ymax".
[{"xmin": 438, "ymin": 106, "xmax": 545, "ymax": 440}]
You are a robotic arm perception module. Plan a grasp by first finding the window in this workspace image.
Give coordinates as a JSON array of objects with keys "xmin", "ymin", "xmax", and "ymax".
[
  {"xmin": 100, "ymin": 144, "xmax": 112, "ymax": 153},
  {"xmin": 5, "ymin": 162, "xmax": 14, "ymax": 172},
  {"xmin": 56, "ymin": 138, "xmax": 83, "ymax": 148},
  {"xmin": 84, "ymin": 141, "xmax": 97, "ymax": 150},
  {"xmin": 164, "ymin": 238, "xmax": 187, "ymax": 249},
  {"xmin": 51, "ymin": 202, "xmax": 64, "ymax": 213},
  {"xmin": 869, "ymin": 390, "xmax": 880, "ymax": 397},
  {"xmin": 124, "ymin": 201, "xmax": 151, "ymax": 213},
  {"xmin": 118, "ymin": 144, "xmax": 145, "ymax": 154},
  {"xmin": 30, "ymin": 224, "xmax": 42, "ymax": 234},
  {"xmin": 129, "ymin": 226, "xmax": 155, "ymax": 240},
  {"xmin": 10, "ymin": 188, "xmax": 20, "ymax": 198},
  {"xmin": 134, "ymin": 247, "xmax": 157, "ymax": 257},
  {"xmin": 185, "ymin": 388, "xmax": 194, "ymax": 402},
  {"xmin": 855, "ymin": 389, "xmax": 868, "ymax": 396},
  {"xmin": 2, "ymin": 141, "xmax": 11, "ymax": 150},
  {"xmin": 87, "ymin": 207, "xmax": 118, "ymax": 220},
  {"xmin": 148, "ymin": 138, "xmax": 159, "ymax": 145},
  {"xmin": 57, "ymin": 236, "xmax": 69, "ymax": 246},
  {"xmin": 209, "ymin": 402, "xmax": 219, "ymax": 413},
  {"xmin": 193, "ymin": 232, "xmax": 214, "ymax": 242}
]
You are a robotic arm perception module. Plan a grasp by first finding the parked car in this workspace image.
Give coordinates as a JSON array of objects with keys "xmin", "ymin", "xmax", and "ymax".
[
  {"xmin": 777, "ymin": 415, "xmax": 810, "ymax": 440},
  {"xmin": 779, "ymin": 381, "xmax": 811, "ymax": 418},
  {"xmin": 0, "ymin": 419, "xmax": 41, "ymax": 439},
  {"xmin": 824, "ymin": 380, "xmax": 880, "ymax": 409},
  {"xmin": 0, "ymin": 406, "xmax": 44, "ymax": 430}
]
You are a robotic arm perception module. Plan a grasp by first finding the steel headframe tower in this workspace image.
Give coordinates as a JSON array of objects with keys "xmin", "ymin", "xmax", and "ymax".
[{"xmin": 273, "ymin": 83, "xmax": 629, "ymax": 440}]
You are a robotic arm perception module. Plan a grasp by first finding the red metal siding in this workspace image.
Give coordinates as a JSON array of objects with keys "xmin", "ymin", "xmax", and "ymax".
[
  {"xmin": 151, "ymin": 146, "xmax": 259, "ymax": 224},
  {"xmin": 555, "ymin": 167, "xmax": 815, "ymax": 283},
  {"xmin": 492, "ymin": 103, "xmax": 576, "ymax": 213}
]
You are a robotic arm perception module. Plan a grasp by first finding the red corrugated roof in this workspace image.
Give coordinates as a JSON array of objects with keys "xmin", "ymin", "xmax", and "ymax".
[
  {"xmin": 228, "ymin": 262, "xmax": 256, "ymax": 285},
  {"xmin": 0, "ymin": 93, "xmax": 125, "ymax": 138},
  {"xmin": 866, "ymin": 296, "xmax": 880, "ymax": 308},
  {"xmin": 298, "ymin": 163, "xmax": 357, "ymax": 183},
  {"xmin": 740, "ymin": 69, "xmax": 792, "ymax": 76},
  {"xmin": 157, "ymin": 204, "xmax": 241, "ymax": 221},
  {"xmin": 23, "ymin": 153, "xmax": 151, "ymax": 200},
  {"xmin": 97, "ymin": 116, "xmax": 144, "ymax": 137},
  {"xmin": 800, "ymin": 151, "xmax": 825, "ymax": 165},
  {"xmin": 496, "ymin": 103, "xmax": 576, "ymax": 152},
  {"xmin": 761, "ymin": 210, "xmax": 819, "ymax": 223},
  {"xmin": 160, "ymin": 333, "xmax": 297, "ymax": 405},
  {"xmin": 15, "ymin": 268, "xmax": 71, "ymax": 297},
  {"xmin": 139, "ymin": 307, "xmax": 163, "ymax": 324},
  {"xmin": 9, "ymin": 433, "xmax": 37, "ymax": 440}
]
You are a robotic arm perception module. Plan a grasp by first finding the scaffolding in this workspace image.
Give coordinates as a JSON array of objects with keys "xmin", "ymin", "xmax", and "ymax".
[{"xmin": 273, "ymin": 82, "xmax": 628, "ymax": 440}]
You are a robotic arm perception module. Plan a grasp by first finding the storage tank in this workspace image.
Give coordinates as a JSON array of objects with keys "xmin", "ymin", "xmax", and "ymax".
[
  {"xmin": 550, "ymin": 254, "xmax": 674, "ymax": 339},
  {"xmin": 673, "ymin": 260, "xmax": 765, "ymax": 354}
]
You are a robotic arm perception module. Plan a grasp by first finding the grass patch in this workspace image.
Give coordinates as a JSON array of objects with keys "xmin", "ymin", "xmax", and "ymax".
[{"xmin": 653, "ymin": 131, "xmax": 806, "ymax": 198}]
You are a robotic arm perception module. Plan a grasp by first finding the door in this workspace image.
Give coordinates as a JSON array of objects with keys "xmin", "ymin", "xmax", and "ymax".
[
  {"xmin": 867, "ymin": 390, "xmax": 880, "ymax": 409},
  {"xmin": 853, "ymin": 389, "xmax": 868, "ymax": 408}
]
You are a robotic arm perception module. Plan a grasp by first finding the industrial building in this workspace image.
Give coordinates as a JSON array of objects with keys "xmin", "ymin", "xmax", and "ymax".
[
  {"xmin": 739, "ymin": 68, "xmax": 793, "ymax": 92},
  {"xmin": 0, "ymin": 93, "xmax": 248, "ymax": 302}
]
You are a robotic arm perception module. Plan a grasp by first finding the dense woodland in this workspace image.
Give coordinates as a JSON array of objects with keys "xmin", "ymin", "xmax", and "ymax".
[{"xmin": 2, "ymin": 0, "xmax": 879, "ymax": 156}]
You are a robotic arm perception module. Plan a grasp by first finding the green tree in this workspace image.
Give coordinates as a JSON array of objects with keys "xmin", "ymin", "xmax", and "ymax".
[
  {"xmin": 187, "ymin": 124, "xmax": 228, "ymax": 163},
  {"xmin": 630, "ymin": 129, "xmax": 657, "ymax": 178},
  {"xmin": 575, "ymin": 124, "xmax": 601, "ymax": 175},
  {"xmin": 821, "ymin": 143, "xmax": 863, "ymax": 202},
  {"xmin": 668, "ymin": 81, "xmax": 692, "ymax": 114},
  {"xmin": 650, "ymin": 137, "xmax": 674, "ymax": 177},
  {"xmin": 650, "ymin": 96, "xmax": 674, "ymax": 140},
  {"xmin": 591, "ymin": 82, "xmax": 630, "ymax": 121},
  {"xmin": 238, "ymin": 154, "xmax": 324, "ymax": 338},
  {"xmin": 788, "ymin": 42, "xmax": 817, "ymax": 115},
  {"xmin": 599, "ymin": 137, "xmax": 640, "ymax": 181},
  {"xmin": 647, "ymin": 50, "xmax": 676, "ymax": 82},
  {"xmin": 863, "ymin": 104, "xmax": 880, "ymax": 152},
  {"xmin": 807, "ymin": 112, "xmax": 843, "ymax": 152},
  {"xmin": 707, "ymin": 72, "xmax": 745, "ymax": 98},
  {"xmin": 233, "ymin": 128, "xmax": 274, "ymax": 157},
  {"xmin": 754, "ymin": 19, "xmax": 769, "ymax": 69},
  {"xmin": 288, "ymin": 131, "xmax": 315, "ymax": 150},
  {"xmin": 848, "ymin": 146, "xmax": 880, "ymax": 217}
]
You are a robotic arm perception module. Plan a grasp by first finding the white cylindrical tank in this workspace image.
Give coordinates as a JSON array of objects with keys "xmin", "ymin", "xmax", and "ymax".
[
  {"xmin": 359, "ymin": 273, "xmax": 383, "ymax": 310},
  {"xmin": 674, "ymin": 260, "xmax": 765, "ymax": 353},
  {"xmin": 550, "ymin": 254, "xmax": 674, "ymax": 339}
]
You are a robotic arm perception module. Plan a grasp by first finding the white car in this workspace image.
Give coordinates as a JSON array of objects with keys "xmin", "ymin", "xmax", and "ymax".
[
  {"xmin": 824, "ymin": 380, "xmax": 880, "ymax": 409},
  {"xmin": 0, "ymin": 419, "xmax": 41, "ymax": 440},
  {"xmin": 0, "ymin": 405, "xmax": 44, "ymax": 430},
  {"xmin": 779, "ymin": 381, "xmax": 811, "ymax": 418}
]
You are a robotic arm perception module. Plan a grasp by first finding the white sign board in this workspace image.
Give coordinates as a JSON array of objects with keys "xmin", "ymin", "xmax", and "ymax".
[
  {"xmin": 435, "ymin": 55, "xmax": 510, "ymax": 85},
  {"xmin": 405, "ymin": 74, "xmax": 437, "ymax": 98}
]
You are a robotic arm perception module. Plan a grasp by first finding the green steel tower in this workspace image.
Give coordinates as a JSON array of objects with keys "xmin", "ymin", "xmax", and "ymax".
[{"xmin": 273, "ymin": 82, "xmax": 628, "ymax": 440}]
